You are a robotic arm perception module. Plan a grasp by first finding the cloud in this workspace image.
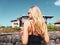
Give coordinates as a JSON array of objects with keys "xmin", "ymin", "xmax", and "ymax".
[{"xmin": 54, "ymin": 0, "xmax": 60, "ymax": 6}]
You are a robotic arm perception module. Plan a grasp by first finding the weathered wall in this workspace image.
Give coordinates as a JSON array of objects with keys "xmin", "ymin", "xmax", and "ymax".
[
  {"xmin": 0, "ymin": 31, "xmax": 60, "ymax": 45},
  {"xmin": 47, "ymin": 31, "xmax": 60, "ymax": 45},
  {"xmin": 0, "ymin": 32, "xmax": 22, "ymax": 45}
]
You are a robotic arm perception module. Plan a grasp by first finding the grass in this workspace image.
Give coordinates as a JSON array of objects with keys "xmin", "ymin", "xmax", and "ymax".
[
  {"xmin": 47, "ymin": 23, "xmax": 60, "ymax": 31},
  {"xmin": 0, "ymin": 26, "xmax": 21, "ymax": 33}
]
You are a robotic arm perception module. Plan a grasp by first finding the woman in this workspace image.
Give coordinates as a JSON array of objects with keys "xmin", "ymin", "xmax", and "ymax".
[{"xmin": 21, "ymin": 6, "xmax": 49, "ymax": 45}]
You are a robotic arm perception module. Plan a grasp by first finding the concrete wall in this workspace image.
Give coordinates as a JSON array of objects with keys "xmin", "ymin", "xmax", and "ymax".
[{"xmin": 0, "ymin": 31, "xmax": 60, "ymax": 45}]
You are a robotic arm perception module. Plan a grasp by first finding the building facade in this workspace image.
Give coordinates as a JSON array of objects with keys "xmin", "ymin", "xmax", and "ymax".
[
  {"xmin": 11, "ymin": 16, "xmax": 28, "ymax": 28},
  {"xmin": 11, "ymin": 15, "xmax": 53, "ymax": 28}
]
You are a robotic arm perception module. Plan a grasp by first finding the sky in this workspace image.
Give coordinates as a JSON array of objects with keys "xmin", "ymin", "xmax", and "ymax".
[{"xmin": 0, "ymin": 0, "xmax": 60, "ymax": 26}]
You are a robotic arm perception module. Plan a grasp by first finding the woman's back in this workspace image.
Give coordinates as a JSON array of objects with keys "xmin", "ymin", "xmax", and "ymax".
[
  {"xmin": 27, "ymin": 20, "xmax": 45, "ymax": 45},
  {"xmin": 27, "ymin": 34, "xmax": 46, "ymax": 45}
]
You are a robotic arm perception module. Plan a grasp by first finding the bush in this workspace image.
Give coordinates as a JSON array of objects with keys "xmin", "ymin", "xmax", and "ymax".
[
  {"xmin": 47, "ymin": 23, "xmax": 58, "ymax": 31},
  {"xmin": 14, "ymin": 26, "xmax": 20, "ymax": 31},
  {"xmin": 6, "ymin": 26, "xmax": 12, "ymax": 28},
  {"xmin": 0, "ymin": 26, "xmax": 21, "ymax": 33},
  {"xmin": 0, "ymin": 26, "xmax": 5, "ymax": 28}
]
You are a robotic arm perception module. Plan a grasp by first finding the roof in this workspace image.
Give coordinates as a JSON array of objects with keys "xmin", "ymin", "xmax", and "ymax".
[
  {"xmin": 43, "ymin": 16, "xmax": 53, "ymax": 19},
  {"xmin": 54, "ymin": 20, "xmax": 60, "ymax": 24},
  {"xmin": 11, "ymin": 15, "xmax": 28, "ymax": 22},
  {"xmin": 11, "ymin": 15, "xmax": 53, "ymax": 22},
  {"xmin": 11, "ymin": 20, "xmax": 17, "ymax": 22}
]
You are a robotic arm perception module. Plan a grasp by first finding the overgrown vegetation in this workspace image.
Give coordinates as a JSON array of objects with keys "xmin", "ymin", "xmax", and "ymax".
[
  {"xmin": 13, "ymin": 26, "xmax": 21, "ymax": 31},
  {"xmin": 0, "ymin": 23, "xmax": 60, "ymax": 33},
  {"xmin": 0, "ymin": 26, "xmax": 21, "ymax": 33},
  {"xmin": 47, "ymin": 23, "xmax": 59, "ymax": 31}
]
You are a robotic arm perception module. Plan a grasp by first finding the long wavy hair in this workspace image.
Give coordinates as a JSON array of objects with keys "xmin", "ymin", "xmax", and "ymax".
[{"xmin": 28, "ymin": 6, "xmax": 47, "ymax": 36}]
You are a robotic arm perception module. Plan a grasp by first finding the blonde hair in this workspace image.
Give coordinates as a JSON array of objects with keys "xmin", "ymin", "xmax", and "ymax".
[{"xmin": 29, "ymin": 6, "xmax": 47, "ymax": 36}]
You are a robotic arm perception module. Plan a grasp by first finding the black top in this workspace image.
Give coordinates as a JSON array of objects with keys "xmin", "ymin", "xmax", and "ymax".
[{"xmin": 27, "ymin": 35, "xmax": 46, "ymax": 45}]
